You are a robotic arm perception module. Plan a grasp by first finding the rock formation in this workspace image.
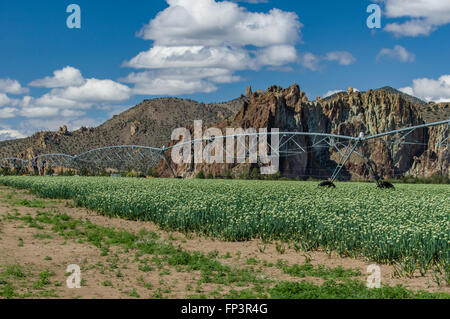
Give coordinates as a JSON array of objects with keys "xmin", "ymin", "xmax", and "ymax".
[
  {"xmin": 245, "ymin": 85, "xmax": 252, "ymax": 96},
  {"xmin": 158, "ymin": 84, "xmax": 449, "ymax": 179},
  {"xmin": 1, "ymin": 84, "xmax": 448, "ymax": 179}
]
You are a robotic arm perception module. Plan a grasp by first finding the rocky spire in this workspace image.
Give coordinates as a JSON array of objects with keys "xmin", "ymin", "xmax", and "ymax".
[{"xmin": 245, "ymin": 85, "xmax": 252, "ymax": 96}]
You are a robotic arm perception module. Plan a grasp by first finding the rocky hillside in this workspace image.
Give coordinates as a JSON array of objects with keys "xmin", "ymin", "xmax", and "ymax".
[
  {"xmin": 1, "ymin": 84, "xmax": 448, "ymax": 180},
  {"xmin": 159, "ymin": 85, "xmax": 449, "ymax": 179},
  {"xmin": 0, "ymin": 96, "xmax": 246, "ymax": 160}
]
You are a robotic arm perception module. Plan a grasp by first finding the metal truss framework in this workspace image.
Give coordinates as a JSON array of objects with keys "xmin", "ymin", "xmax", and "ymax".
[
  {"xmin": 1, "ymin": 146, "xmax": 165, "ymax": 176},
  {"xmin": 1, "ymin": 120, "xmax": 449, "ymax": 184},
  {"xmin": 74, "ymin": 146, "xmax": 164, "ymax": 175}
]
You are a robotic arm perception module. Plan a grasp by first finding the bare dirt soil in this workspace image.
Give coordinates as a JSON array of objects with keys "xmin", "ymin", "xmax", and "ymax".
[{"xmin": 0, "ymin": 185, "xmax": 447, "ymax": 299}]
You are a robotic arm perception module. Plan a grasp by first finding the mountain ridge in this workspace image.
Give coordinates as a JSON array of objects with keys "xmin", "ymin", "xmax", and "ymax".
[
  {"xmin": 1, "ymin": 84, "xmax": 449, "ymax": 179},
  {"xmin": 0, "ymin": 95, "xmax": 247, "ymax": 159}
]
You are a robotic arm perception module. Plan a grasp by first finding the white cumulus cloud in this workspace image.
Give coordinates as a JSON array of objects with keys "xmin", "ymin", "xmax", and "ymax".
[
  {"xmin": 400, "ymin": 74, "xmax": 450, "ymax": 103},
  {"xmin": 255, "ymin": 45, "xmax": 298, "ymax": 67},
  {"xmin": 299, "ymin": 52, "xmax": 321, "ymax": 71},
  {"xmin": 0, "ymin": 67, "xmax": 132, "ymax": 123},
  {"xmin": 376, "ymin": 45, "xmax": 415, "ymax": 63},
  {"xmin": 122, "ymin": 68, "xmax": 234, "ymax": 95},
  {"xmin": 0, "ymin": 79, "xmax": 28, "ymax": 94},
  {"xmin": 0, "ymin": 127, "xmax": 26, "ymax": 141},
  {"xmin": 0, "ymin": 107, "xmax": 19, "ymax": 119},
  {"xmin": 124, "ymin": 0, "xmax": 302, "ymax": 95},
  {"xmin": 126, "ymin": 45, "xmax": 253, "ymax": 70},
  {"xmin": 323, "ymin": 90, "xmax": 343, "ymax": 98},
  {"xmin": 299, "ymin": 51, "xmax": 356, "ymax": 71},
  {"xmin": 19, "ymin": 106, "xmax": 60, "ymax": 119},
  {"xmin": 0, "ymin": 93, "xmax": 11, "ymax": 107},
  {"xmin": 29, "ymin": 66, "xmax": 84, "ymax": 88},
  {"xmin": 382, "ymin": 0, "xmax": 450, "ymax": 37},
  {"xmin": 325, "ymin": 51, "xmax": 356, "ymax": 65},
  {"xmin": 50, "ymin": 78, "xmax": 131, "ymax": 103},
  {"xmin": 322, "ymin": 88, "xmax": 359, "ymax": 98},
  {"xmin": 137, "ymin": 0, "xmax": 301, "ymax": 47}
]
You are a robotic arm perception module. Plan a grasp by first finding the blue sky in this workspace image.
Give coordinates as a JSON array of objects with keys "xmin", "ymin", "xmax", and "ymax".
[{"xmin": 1, "ymin": 0, "xmax": 449, "ymax": 140}]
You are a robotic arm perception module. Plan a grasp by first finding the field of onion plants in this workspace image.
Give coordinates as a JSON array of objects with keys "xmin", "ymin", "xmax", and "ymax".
[{"xmin": 0, "ymin": 176, "xmax": 448, "ymax": 280}]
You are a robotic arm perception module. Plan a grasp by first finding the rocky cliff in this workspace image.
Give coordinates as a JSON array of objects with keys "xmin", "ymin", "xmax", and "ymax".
[{"xmin": 159, "ymin": 85, "xmax": 449, "ymax": 179}]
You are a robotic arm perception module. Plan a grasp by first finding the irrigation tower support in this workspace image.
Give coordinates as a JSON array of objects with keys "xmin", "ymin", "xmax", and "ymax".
[{"xmin": 160, "ymin": 147, "xmax": 176, "ymax": 178}]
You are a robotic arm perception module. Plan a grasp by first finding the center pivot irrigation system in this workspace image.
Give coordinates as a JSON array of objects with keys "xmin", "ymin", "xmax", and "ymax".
[{"xmin": 1, "ymin": 119, "xmax": 449, "ymax": 187}]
